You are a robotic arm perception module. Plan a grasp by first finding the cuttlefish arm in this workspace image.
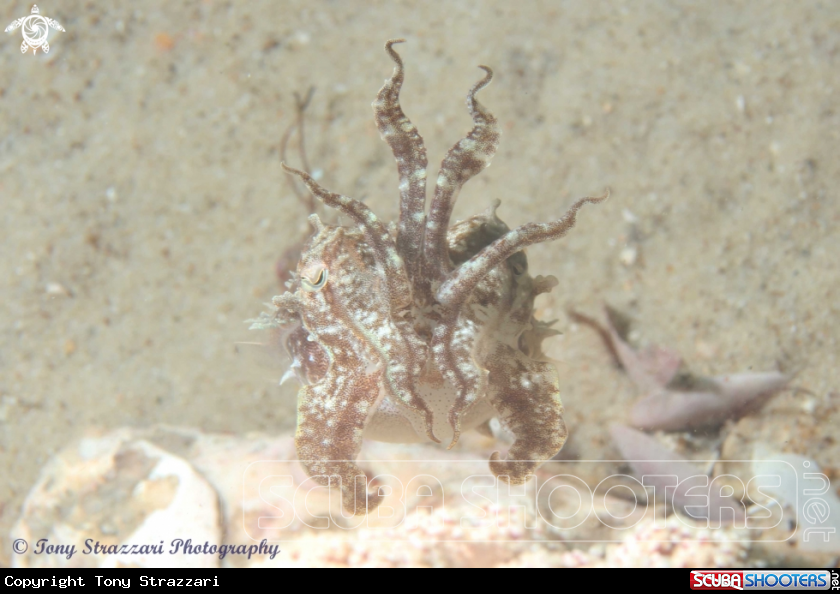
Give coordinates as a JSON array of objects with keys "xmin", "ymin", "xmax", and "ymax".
[
  {"xmin": 372, "ymin": 39, "xmax": 429, "ymax": 292},
  {"xmin": 485, "ymin": 343, "xmax": 567, "ymax": 483},
  {"xmin": 294, "ymin": 307, "xmax": 386, "ymax": 515}
]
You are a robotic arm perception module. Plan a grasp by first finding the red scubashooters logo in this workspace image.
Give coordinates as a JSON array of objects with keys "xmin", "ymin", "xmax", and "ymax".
[
  {"xmin": 691, "ymin": 569, "xmax": 834, "ymax": 591},
  {"xmin": 692, "ymin": 572, "xmax": 744, "ymax": 591}
]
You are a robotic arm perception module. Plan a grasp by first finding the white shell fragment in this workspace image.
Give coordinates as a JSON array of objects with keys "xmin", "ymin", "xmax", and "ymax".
[
  {"xmin": 12, "ymin": 428, "xmax": 222, "ymax": 568},
  {"xmin": 752, "ymin": 444, "xmax": 840, "ymax": 553}
]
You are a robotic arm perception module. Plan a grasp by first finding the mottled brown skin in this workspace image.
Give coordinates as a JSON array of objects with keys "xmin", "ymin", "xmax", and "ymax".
[{"xmin": 251, "ymin": 40, "xmax": 606, "ymax": 514}]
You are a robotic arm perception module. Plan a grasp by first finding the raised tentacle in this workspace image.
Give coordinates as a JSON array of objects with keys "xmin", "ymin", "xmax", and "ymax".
[
  {"xmin": 424, "ymin": 66, "xmax": 501, "ymax": 281},
  {"xmin": 281, "ymin": 163, "xmax": 411, "ymax": 311},
  {"xmin": 485, "ymin": 343, "xmax": 567, "ymax": 483},
  {"xmin": 279, "ymin": 87, "xmax": 317, "ymax": 212},
  {"xmin": 436, "ymin": 191, "xmax": 609, "ymax": 307},
  {"xmin": 372, "ymin": 39, "xmax": 429, "ymax": 296}
]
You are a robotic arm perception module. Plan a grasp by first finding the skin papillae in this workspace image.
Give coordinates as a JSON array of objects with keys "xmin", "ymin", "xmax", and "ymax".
[{"xmin": 250, "ymin": 39, "xmax": 607, "ymax": 515}]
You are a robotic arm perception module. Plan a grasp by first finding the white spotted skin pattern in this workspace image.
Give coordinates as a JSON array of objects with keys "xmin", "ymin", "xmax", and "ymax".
[{"xmin": 252, "ymin": 40, "xmax": 605, "ymax": 514}]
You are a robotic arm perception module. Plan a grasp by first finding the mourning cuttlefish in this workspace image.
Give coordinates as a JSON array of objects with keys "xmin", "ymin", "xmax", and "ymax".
[{"xmin": 250, "ymin": 39, "xmax": 606, "ymax": 514}]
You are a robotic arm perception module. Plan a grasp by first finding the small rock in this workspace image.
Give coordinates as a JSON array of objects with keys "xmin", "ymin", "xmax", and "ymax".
[
  {"xmin": 45, "ymin": 283, "xmax": 71, "ymax": 297},
  {"xmin": 619, "ymin": 245, "xmax": 638, "ymax": 266}
]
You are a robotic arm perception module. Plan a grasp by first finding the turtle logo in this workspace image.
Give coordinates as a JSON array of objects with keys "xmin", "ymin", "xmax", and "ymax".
[{"xmin": 5, "ymin": 5, "xmax": 65, "ymax": 55}]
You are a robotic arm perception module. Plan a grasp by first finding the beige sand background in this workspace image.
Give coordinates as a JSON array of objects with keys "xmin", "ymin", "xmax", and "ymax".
[{"xmin": 1, "ymin": 0, "xmax": 838, "ymax": 564}]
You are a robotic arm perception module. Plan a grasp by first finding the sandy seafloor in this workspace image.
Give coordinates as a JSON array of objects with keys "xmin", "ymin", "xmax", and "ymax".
[{"xmin": 1, "ymin": 0, "xmax": 839, "ymax": 566}]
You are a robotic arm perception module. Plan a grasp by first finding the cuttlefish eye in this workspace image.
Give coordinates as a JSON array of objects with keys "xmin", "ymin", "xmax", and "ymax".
[{"xmin": 301, "ymin": 268, "xmax": 328, "ymax": 292}]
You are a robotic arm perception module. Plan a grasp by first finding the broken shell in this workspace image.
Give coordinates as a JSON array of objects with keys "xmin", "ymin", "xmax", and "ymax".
[{"xmin": 11, "ymin": 429, "xmax": 222, "ymax": 568}]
